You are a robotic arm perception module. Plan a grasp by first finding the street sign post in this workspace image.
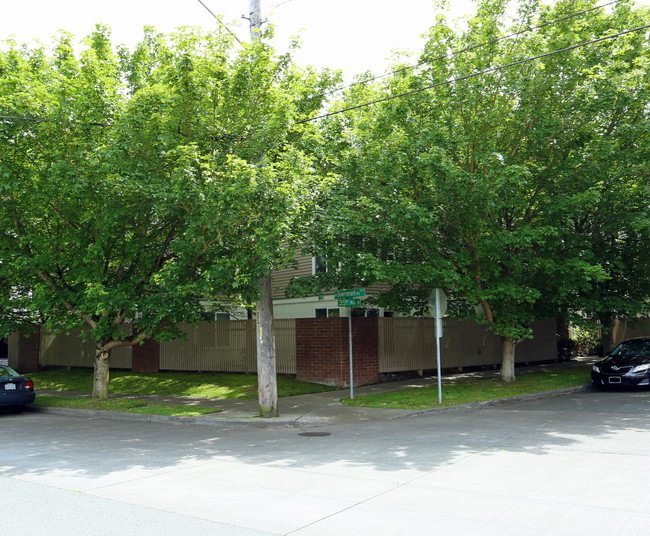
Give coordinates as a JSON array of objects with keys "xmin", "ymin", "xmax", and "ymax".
[
  {"xmin": 333, "ymin": 289, "xmax": 366, "ymax": 399},
  {"xmin": 434, "ymin": 288, "xmax": 446, "ymax": 404}
]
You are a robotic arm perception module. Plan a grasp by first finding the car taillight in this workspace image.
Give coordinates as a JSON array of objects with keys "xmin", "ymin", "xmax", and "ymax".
[{"xmin": 25, "ymin": 380, "xmax": 34, "ymax": 390}]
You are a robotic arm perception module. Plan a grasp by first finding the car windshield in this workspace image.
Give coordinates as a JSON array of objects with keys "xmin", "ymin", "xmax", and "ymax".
[
  {"xmin": 0, "ymin": 365, "xmax": 20, "ymax": 378},
  {"xmin": 611, "ymin": 339, "xmax": 650, "ymax": 357}
]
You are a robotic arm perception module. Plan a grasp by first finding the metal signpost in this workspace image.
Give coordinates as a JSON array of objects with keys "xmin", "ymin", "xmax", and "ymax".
[
  {"xmin": 433, "ymin": 288, "xmax": 447, "ymax": 404},
  {"xmin": 334, "ymin": 288, "xmax": 366, "ymax": 399}
]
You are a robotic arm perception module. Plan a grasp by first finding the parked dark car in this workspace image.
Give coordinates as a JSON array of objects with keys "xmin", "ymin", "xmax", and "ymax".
[
  {"xmin": 0, "ymin": 365, "xmax": 36, "ymax": 409},
  {"xmin": 591, "ymin": 337, "xmax": 650, "ymax": 389}
]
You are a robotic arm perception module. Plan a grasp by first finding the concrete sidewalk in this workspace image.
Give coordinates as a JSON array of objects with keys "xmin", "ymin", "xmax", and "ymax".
[{"xmin": 33, "ymin": 356, "xmax": 596, "ymax": 428}]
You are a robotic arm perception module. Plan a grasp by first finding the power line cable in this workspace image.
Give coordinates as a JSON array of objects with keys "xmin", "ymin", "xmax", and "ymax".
[
  {"xmin": 195, "ymin": 0, "xmax": 243, "ymax": 44},
  {"xmin": 269, "ymin": 0, "xmax": 298, "ymax": 10},
  {"xmin": 299, "ymin": 22, "xmax": 650, "ymax": 124},
  {"xmin": 319, "ymin": 0, "xmax": 624, "ymax": 99}
]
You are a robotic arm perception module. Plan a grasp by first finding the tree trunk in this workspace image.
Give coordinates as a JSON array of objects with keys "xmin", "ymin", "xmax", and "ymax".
[
  {"xmin": 92, "ymin": 343, "xmax": 111, "ymax": 400},
  {"xmin": 500, "ymin": 336, "xmax": 517, "ymax": 382},
  {"xmin": 256, "ymin": 273, "xmax": 278, "ymax": 417}
]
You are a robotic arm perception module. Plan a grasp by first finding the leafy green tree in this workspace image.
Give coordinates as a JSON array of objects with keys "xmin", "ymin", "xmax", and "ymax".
[
  {"xmin": 299, "ymin": 0, "xmax": 650, "ymax": 381},
  {"xmin": 0, "ymin": 25, "xmax": 335, "ymax": 405},
  {"xmin": 564, "ymin": 118, "xmax": 650, "ymax": 353}
]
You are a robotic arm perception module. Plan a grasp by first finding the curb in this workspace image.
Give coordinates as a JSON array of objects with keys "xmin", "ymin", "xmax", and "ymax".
[
  {"xmin": 28, "ymin": 406, "xmax": 319, "ymax": 429},
  {"xmin": 395, "ymin": 385, "xmax": 593, "ymax": 419},
  {"xmin": 29, "ymin": 384, "xmax": 595, "ymax": 427}
]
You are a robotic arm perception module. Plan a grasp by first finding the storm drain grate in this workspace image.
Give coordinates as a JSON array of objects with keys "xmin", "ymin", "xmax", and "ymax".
[{"xmin": 297, "ymin": 432, "xmax": 332, "ymax": 437}]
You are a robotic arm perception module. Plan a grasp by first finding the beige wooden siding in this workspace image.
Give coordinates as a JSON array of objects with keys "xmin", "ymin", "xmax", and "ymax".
[
  {"xmin": 159, "ymin": 319, "xmax": 296, "ymax": 374},
  {"xmin": 270, "ymin": 255, "xmax": 391, "ymax": 301},
  {"xmin": 272, "ymin": 255, "xmax": 313, "ymax": 299},
  {"xmin": 364, "ymin": 283, "xmax": 392, "ymax": 296},
  {"xmin": 40, "ymin": 328, "xmax": 132, "ymax": 369}
]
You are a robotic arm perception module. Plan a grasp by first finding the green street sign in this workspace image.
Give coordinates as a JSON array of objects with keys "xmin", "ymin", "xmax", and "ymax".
[
  {"xmin": 334, "ymin": 288, "xmax": 365, "ymax": 299},
  {"xmin": 338, "ymin": 298, "xmax": 362, "ymax": 307}
]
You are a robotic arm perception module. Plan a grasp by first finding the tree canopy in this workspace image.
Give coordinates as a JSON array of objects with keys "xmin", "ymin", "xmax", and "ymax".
[
  {"xmin": 1, "ymin": 0, "xmax": 648, "ymax": 395},
  {"xmin": 294, "ymin": 0, "xmax": 650, "ymax": 380},
  {"xmin": 0, "ymin": 24, "xmax": 337, "ymax": 399}
]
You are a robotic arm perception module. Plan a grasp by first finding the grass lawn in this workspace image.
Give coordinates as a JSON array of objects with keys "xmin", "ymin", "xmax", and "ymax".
[
  {"xmin": 32, "ymin": 396, "xmax": 221, "ymax": 417},
  {"xmin": 29, "ymin": 365, "xmax": 592, "ymax": 416},
  {"xmin": 30, "ymin": 368, "xmax": 335, "ymax": 399},
  {"xmin": 342, "ymin": 366, "xmax": 592, "ymax": 410}
]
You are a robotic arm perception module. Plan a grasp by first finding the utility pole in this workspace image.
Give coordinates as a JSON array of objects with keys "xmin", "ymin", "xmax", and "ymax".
[
  {"xmin": 249, "ymin": 0, "xmax": 279, "ymax": 418},
  {"xmin": 249, "ymin": 0, "xmax": 263, "ymax": 43}
]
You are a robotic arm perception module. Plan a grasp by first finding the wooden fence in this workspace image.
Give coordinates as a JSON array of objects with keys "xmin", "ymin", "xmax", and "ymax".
[
  {"xmin": 378, "ymin": 317, "xmax": 556, "ymax": 372},
  {"xmin": 40, "ymin": 327, "xmax": 132, "ymax": 369},
  {"xmin": 37, "ymin": 317, "xmax": 557, "ymax": 374},
  {"xmin": 612, "ymin": 318, "xmax": 650, "ymax": 345},
  {"xmin": 160, "ymin": 320, "xmax": 296, "ymax": 374}
]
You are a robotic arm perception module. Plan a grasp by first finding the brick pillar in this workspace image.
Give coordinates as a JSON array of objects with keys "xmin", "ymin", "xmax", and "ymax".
[
  {"xmin": 296, "ymin": 317, "xmax": 379, "ymax": 387},
  {"xmin": 131, "ymin": 339, "xmax": 160, "ymax": 373},
  {"xmin": 349, "ymin": 317, "xmax": 380, "ymax": 386}
]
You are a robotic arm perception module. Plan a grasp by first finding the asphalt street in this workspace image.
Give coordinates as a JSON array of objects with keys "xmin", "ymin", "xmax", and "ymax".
[{"xmin": 1, "ymin": 388, "xmax": 649, "ymax": 535}]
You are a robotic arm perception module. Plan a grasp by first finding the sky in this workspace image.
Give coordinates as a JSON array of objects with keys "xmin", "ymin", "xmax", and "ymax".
[
  {"xmin": 1, "ymin": 0, "xmax": 648, "ymax": 78},
  {"xmin": 0, "ymin": 0, "xmax": 481, "ymax": 76}
]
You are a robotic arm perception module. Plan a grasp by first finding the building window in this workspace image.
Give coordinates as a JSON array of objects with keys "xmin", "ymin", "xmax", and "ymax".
[
  {"xmin": 315, "ymin": 308, "xmax": 340, "ymax": 318},
  {"xmin": 351, "ymin": 308, "xmax": 380, "ymax": 318},
  {"xmin": 313, "ymin": 255, "xmax": 327, "ymax": 274}
]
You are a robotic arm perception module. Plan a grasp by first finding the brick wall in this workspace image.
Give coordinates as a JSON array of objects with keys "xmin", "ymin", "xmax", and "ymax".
[
  {"xmin": 132, "ymin": 339, "xmax": 160, "ymax": 373},
  {"xmin": 295, "ymin": 317, "xmax": 379, "ymax": 387}
]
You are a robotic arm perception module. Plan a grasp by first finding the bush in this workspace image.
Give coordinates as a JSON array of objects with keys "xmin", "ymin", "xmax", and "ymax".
[{"xmin": 572, "ymin": 326, "xmax": 602, "ymax": 357}]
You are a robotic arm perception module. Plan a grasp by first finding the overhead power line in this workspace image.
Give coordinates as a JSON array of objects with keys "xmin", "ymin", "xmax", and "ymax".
[
  {"xmin": 269, "ymin": 0, "xmax": 299, "ymax": 10},
  {"xmin": 320, "ymin": 0, "xmax": 625, "ymax": 99},
  {"xmin": 299, "ymin": 22, "xmax": 650, "ymax": 124},
  {"xmin": 195, "ymin": 0, "xmax": 242, "ymax": 44}
]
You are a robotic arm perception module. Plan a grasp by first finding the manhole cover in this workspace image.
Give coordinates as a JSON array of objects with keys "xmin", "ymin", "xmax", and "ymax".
[{"xmin": 298, "ymin": 432, "xmax": 332, "ymax": 437}]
